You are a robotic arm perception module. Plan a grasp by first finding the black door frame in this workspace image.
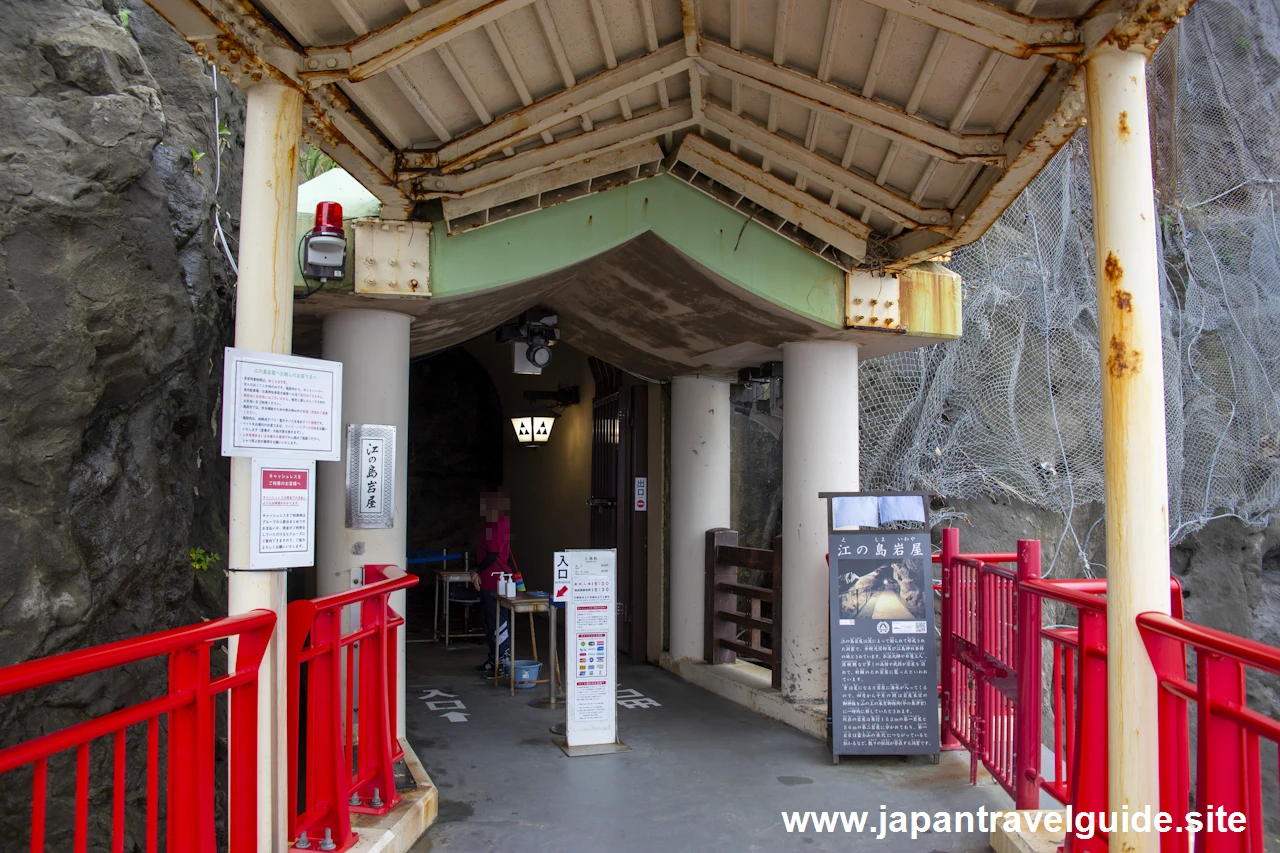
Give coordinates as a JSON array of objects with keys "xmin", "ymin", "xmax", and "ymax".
[{"xmin": 588, "ymin": 359, "xmax": 649, "ymax": 661}]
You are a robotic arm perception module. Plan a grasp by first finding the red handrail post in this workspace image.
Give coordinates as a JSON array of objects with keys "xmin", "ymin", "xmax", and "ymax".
[
  {"xmin": 230, "ymin": 615, "xmax": 273, "ymax": 853},
  {"xmin": 286, "ymin": 599, "xmax": 354, "ymax": 849},
  {"xmin": 1066, "ymin": 607, "xmax": 1108, "ymax": 853},
  {"xmin": 1196, "ymin": 650, "xmax": 1248, "ymax": 853},
  {"xmin": 286, "ymin": 564, "xmax": 415, "ymax": 847},
  {"xmin": 940, "ymin": 527, "xmax": 962, "ymax": 750},
  {"xmin": 351, "ymin": 592, "xmax": 398, "ymax": 814},
  {"xmin": 1136, "ymin": 622, "xmax": 1190, "ymax": 853},
  {"xmin": 1014, "ymin": 539, "xmax": 1042, "ymax": 810},
  {"xmin": 167, "ymin": 643, "xmax": 215, "ymax": 853}
]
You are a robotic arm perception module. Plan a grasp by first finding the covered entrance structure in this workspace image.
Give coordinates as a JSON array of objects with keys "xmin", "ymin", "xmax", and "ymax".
[{"xmin": 139, "ymin": 0, "xmax": 1191, "ymax": 848}]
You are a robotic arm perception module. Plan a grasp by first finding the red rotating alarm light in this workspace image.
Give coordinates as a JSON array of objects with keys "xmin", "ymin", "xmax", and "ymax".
[
  {"xmin": 313, "ymin": 201, "xmax": 344, "ymax": 238},
  {"xmin": 302, "ymin": 200, "xmax": 347, "ymax": 283}
]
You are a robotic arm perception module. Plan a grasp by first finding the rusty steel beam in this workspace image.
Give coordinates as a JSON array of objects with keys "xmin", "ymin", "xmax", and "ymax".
[
  {"xmin": 403, "ymin": 101, "xmax": 697, "ymax": 198},
  {"xmin": 442, "ymin": 140, "xmax": 663, "ymax": 222},
  {"xmin": 427, "ymin": 44, "xmax": 692, "ymax": 173},
  {"xmin": 141, "ymin": 0, "xmax": 414, "ymax": 218},
  {"xmin": 681, "ymin": 0, "xmax": 701, "ymax": 56},
  {"xmin": 703, "ymin": 103, "xmax": 954, "ymax": 231},
  {"xmin": 699, "ymin": 42, "xmax": 1005, "ymax": 162},
  {"xmin": 300, "ymin": 0, "xmax": 538, "ymax": 85},
  {"xmin": 889, "ymin": 60, "xmax": 1079, "ymax": 268},
  {"xmin": 857, "ymin": 0, "xmax": 1081, "ymax": 59},
  {"xmin": 674, "ymin": 134, "xmax": 870, "ymax": 260},
  {"xmin": 1079, "ymin": 0, "xmax": 1194, "ymax": 59}
]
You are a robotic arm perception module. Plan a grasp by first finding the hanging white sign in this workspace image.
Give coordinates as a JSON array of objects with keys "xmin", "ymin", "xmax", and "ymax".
[
  {"xmin": 221, "ymin": 348, "xmax": 343, "ymax": 461},
  {"xmin": 566, "ymin": 549, "xmax": 618, "ymax": 747},
  {"xmin": 249, "ymin": 458, "xmax": 316, "ymax": 569}
]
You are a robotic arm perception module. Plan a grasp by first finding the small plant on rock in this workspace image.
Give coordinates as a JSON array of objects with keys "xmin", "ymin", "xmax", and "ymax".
[
  {"xmin": 189, "ymin": 547, "xmax": 221, "ymax": 572},
  {"xmin": 190, "ymin": 147, "xmax": 206, "ymax": 176}
]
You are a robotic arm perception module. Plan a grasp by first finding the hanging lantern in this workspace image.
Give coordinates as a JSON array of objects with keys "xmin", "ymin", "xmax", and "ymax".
[{"xmin": 511, "ymin": 412, "xmax": 557, "ymax": 448}]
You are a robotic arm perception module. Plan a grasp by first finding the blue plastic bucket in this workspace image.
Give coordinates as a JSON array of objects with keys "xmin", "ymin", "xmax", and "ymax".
[{"xmin": 512, "ymin": 660, "xmax": 542, "ymax": 689}]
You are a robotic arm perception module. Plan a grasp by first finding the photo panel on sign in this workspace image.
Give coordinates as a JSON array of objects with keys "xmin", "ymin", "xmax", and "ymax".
[
  {"xmin": 877, "ymin": 495, "xmax": 927, "ymax": 525},
  {"xmin": 832, "ymin": 496, "xmax": 879, "ymax": 530}
]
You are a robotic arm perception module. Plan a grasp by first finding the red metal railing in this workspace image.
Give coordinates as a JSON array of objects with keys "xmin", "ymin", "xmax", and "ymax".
[
  {"xmin": 938, "ymin": 529, "xmax": 1193, "ymax": 853},
  {"xmin": 1139, "ymin": 612, "xmax": 1279, "ymax": 853},
  {"xmin": 0, "ymin": 609, "xmax": 276, "ymax": 853},
  {"xmin": 286, "ymin": 564, "xmax": 417, "ymax": 852},
  {"xmin": 936, "ymin": 529, "xmax": 1042, "ymax": 809},
  {"xmin": 1020, "ymin": 577, "xmax": 1188, "ymax": 853}
]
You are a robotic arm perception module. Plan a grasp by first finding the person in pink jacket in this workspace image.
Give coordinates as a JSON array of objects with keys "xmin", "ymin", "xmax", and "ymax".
[{"xmin": 472, "ymin": 492, "xmax": 515, "ymax": 674}]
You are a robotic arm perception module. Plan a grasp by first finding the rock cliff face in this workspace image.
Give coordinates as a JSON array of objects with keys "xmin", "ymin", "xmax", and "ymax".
[{"xmin": 0, "ymin": 0, "xmax": 240, "ymax": 843}]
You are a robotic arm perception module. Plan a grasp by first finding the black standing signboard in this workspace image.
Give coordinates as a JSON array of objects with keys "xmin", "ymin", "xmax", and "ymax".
[{"xmin": 821, "ymin": 492, "xmax": 939, "ymax": 761}]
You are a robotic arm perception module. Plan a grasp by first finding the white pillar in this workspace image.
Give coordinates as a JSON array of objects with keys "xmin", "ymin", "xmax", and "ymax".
[
  {"xmin": 1086, "ymin": 46, "xmax": 1171, "ymax": 851},
  {"xmin": 781, "ymin": 341, "xmax": 859, "ymax": 703},
  {"xmin": 668, "ymin": 375, "xmax": 731, "ymax": 660},
  {"xmin": 315, "ymin": 308, "xmax": 412, "ymax": 737},
  {"xmin": 227, "ymin": 80, "xmax": 302, "ymax": 853}
]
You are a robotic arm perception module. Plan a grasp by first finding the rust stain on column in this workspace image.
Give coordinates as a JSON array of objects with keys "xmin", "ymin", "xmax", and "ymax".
[
  {"xmin": 1118, "ymin": 110, "xmax": 1131, "ymax": 142},
  {"xmin": 1104, "ymin": 251, "xmax": 1124, "ymax": 287},
  {"xmin": 1108, "ymin": 335, "xmax": 1142, "ymax": 378}
]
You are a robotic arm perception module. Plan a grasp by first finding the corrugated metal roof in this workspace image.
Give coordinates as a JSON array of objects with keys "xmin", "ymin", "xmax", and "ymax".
[{"xmin": 147, "ymin": 0, "xmax": 1193, "ymax": 270}]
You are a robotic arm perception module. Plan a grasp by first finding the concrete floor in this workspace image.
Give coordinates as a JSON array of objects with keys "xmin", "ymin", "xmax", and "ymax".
[{"xmin": 404, "ymin": 632, "xmax": 1008, "ymax": 853}]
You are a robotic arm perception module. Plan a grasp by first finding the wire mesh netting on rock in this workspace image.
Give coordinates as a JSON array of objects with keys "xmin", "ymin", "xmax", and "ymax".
[{"xmin": 859, "ymin": 0, "xmax": 1280, "ymax": 570}]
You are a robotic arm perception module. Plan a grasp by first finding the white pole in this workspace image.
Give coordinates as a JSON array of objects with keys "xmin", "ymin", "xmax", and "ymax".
[
  {"xmin": 668, "ymin": 375, "xmax": 731, "ymax": 660},
  {"xmin": 1086, "ymin": 45, "xmax": 1171, "ymax": 853},
  {"xmin": 780, "ymin": 340, "xmax": 859, "ymax": 703},
  {"xmin": 315, "ymin": 308, "xmax": 412, "ymax": 736},
  {"xmin": 227, "ymin": 80, "xmax": 303, "ymax": 853}
]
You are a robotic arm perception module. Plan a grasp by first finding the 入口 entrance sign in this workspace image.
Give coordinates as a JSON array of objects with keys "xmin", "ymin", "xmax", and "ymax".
[
  {"xmin": 565, "ymin": 549, "xmax": 618, "ymax": 748},
  {"xmin": 221, "ymin": 348, "xmax": 342, "ymax": 461},
  {"xmin": 821, "ymin": 492, "xmax": 939, "ymax": 759},
  {"xmin": 250, "ymin": 458, "xmax": 316, "ymax": 569},
  {"xmin": 553, "ymin": 551, "xmax": 571, "ymax": 602}
]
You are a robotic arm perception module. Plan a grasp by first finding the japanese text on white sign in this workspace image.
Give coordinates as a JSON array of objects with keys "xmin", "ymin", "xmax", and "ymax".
[
  {"xmin": 566, "ymin": 549, "xmax": 617, "ymax": 747},
  {"xmin": 250, "ymin": 459, "xmax": 316, "ymax": 569},
  {"xmin": 221, "ymin": 348, "xmax": 342, "ymax": 461}
]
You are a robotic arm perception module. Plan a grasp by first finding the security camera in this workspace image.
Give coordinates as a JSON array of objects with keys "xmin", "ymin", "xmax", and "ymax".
[
  {"xmin": 497, "ymin": 309, "xmax": 561, "ymax": 374},
  {"xmin": 526, "ymin": 340, "xmax": 553, "ymax": 368}
]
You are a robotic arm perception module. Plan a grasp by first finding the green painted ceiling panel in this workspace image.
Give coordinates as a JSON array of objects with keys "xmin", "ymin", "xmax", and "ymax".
[{"xmin": 429, "ymin": 175, "xmax": 845, "ymax": 328}]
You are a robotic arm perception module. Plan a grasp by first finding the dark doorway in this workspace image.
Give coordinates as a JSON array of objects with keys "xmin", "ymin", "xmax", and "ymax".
[
  {"xmin": 404, "ymin": 347, "xmax": 505, "ymax": 634},
  {"xmin": 588, "ymin": 359, "xmax": 649, "ymax": 661}
]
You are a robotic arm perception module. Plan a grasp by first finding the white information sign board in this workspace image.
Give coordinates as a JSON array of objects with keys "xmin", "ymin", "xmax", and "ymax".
[
  {"xmin": 249, "ymin": 458, "xmax": 316, "ymax": 569},
  {"xmin": 565, "ymin": 549, "xmax": 617, "ymax": 747},
  {"xmin": 221, "ymin": 347, "xmax": 343, "ymax": 461},
  {"xmin": 634, "ymin": 477, "xmax": 647, "ymax": 511},
  {"xmin": 552, "ymin": 551, "xmax": 572, "ymax": 603}
]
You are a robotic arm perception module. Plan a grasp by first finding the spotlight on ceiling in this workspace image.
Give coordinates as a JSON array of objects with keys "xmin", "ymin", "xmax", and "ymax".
[{"xmin": 495, "ymin": 308, "xmax": 561, "ymax": 375}]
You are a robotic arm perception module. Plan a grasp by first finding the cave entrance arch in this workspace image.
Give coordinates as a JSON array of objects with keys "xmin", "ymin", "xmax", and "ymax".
[{"xmin": 293, "ymin": 169, "xmax": 964, "ymax": 744}]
